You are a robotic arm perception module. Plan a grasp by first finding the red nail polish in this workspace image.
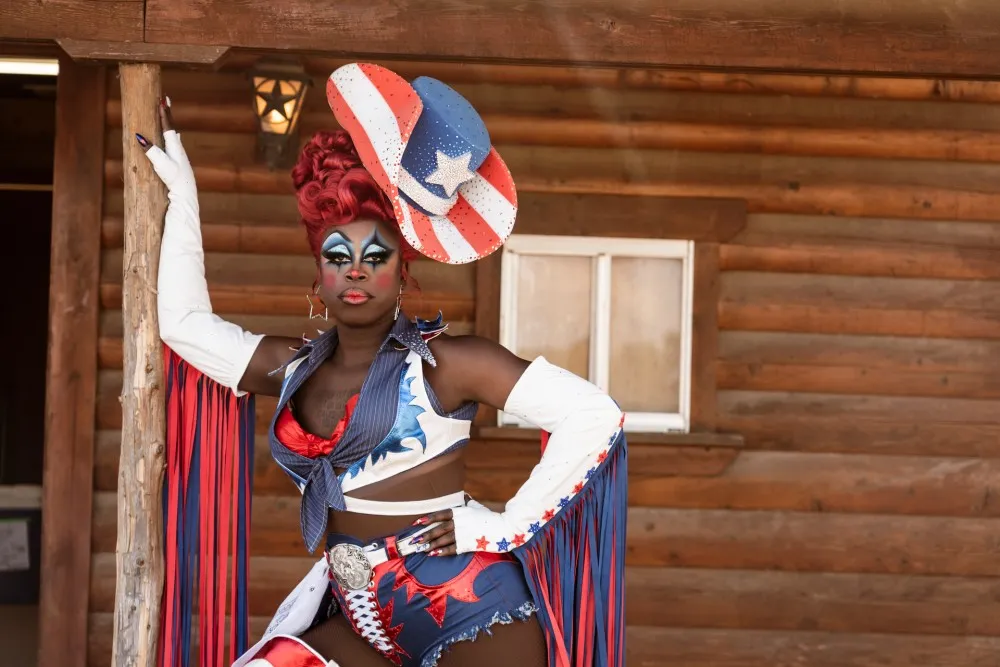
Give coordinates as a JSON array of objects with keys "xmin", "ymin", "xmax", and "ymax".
[
  {"xmin": 429, "ymin": 549, "xmax": 441, "ymax": 557},
  {"xmin": 413, "ymin": 517, "xmax": 428, "ymax": 526}
]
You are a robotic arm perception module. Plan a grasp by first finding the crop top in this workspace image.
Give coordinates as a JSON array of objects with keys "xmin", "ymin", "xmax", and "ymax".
[{"xmin": 267, "ymin": 315, "xmax": 478, "ymax": 552}]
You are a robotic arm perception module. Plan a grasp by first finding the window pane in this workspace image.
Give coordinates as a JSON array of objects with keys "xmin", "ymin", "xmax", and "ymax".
[
  {"xmin": 514, "ymin": 254, "xmax": 592, "ymax": 378},
  {"xmin": 609, "ymin": 257, "xmax": 683, "ymax": 413}
]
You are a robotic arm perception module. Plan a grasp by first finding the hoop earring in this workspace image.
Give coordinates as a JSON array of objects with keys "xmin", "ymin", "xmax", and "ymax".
[
  {"xmin": 307, "ymin": 287, "xmax": 328, "ymax": 321},
  {"xmin": 393, "ymin": 285, "xmax": 403, "ymax": 321}
]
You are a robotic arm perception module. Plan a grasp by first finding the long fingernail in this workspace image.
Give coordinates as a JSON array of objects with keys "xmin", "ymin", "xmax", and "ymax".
[
  {"xmin": 165, "ymin": 96, "xmax": 172, "ymax": 108},
  {"xmin": 135, "ymin": 133, "xmax": 150, "ymax": 147},
  {"xmin": 428, "ymin": 549, "xmax": 442, "ymax": 557},
  {"xmin": 412, "ymin": 517, "xmax": 428, "ymax": 526},
  {"xmin": 409, "ymin": 536, "xmax": 424, "ymax": 545},
  {"xmin": 416, "ymin": 544, "xmax": 430, "ymax": 552}
]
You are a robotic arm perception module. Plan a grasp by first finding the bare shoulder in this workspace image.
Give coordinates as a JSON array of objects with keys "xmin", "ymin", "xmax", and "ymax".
[{"xmin": 425, "ymin": 334, "xmax": 530, "ymax": 410}]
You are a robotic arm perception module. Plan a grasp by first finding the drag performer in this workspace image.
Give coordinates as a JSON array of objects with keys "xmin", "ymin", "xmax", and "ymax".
[{"xmin": 142, "ymin": 63, "xmax": 627, "ymax": 667}]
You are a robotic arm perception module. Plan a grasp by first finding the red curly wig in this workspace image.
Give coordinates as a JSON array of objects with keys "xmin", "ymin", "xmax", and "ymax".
[{"xmin": 292, "ymin": 130, "xmax": 419, "ymax": 267}]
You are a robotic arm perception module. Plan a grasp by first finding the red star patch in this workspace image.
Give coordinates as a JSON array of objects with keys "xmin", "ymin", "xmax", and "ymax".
[
  {"xmin": 542, "ymin": 509, "xmax": 555, "ymax": 521},
  {"xmin": 475, "ymin": 535, "xmax": 490, "ymax": 550},
  {"xmin": 573, "ymin": 482, "xmax": 584, "ymax": 494},
  {"xmin": 385, "ymin": 553, "xmax": 509, "ymax": 627},
  {"xmin": 597, "ymin": 450, "xmax": 608, "ymax": 463},
  {"xmin": 512, "ymin": 533, "xmax": 526, "ymax": 546}
]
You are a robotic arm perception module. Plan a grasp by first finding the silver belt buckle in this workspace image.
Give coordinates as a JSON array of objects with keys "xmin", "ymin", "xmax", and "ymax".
[{"xmin": 328, "ymin": 543, "xmax": 373, "ymax": 590}]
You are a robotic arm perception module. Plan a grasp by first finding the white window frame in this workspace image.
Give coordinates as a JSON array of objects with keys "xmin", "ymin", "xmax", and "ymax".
[{"xmin": 498, "ymin": 234, "xmax": 695, "ymax": 433}]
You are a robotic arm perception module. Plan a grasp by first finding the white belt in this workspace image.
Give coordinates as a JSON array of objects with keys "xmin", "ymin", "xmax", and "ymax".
[{"xmin": 341, "ymin": 490, "xmax": 466, "ymax": 516}]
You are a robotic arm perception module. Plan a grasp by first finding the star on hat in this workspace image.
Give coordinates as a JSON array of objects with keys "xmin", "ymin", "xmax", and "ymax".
[{"xmin": 424, "ymin": 150, "xmax": 476, "ymax": 197}]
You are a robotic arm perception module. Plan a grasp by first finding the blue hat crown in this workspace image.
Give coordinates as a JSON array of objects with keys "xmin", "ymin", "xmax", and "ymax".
[{"xmin": 397, "ymin": 77, "xmax": 491, "ymax": 216}]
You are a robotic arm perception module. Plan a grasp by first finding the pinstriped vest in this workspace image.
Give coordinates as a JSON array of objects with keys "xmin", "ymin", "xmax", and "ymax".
[{"xmin": 268, "ymin": 315, "xmax": 478, "ymax": 553}]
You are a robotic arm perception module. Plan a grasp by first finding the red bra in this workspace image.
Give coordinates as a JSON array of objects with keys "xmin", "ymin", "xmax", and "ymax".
[{"xmin": 274, "ymin": 394, "xmax": 359, "ymax": 459}]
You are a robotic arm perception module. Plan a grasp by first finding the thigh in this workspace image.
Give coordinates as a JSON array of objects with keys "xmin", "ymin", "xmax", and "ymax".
[
  {"xmin": 299, "ymin": 613, "xmax": 393, "ymax": 667},
  {"xmin": 436, "ymin": 614, "xmax": 547, "ymax": 667}
]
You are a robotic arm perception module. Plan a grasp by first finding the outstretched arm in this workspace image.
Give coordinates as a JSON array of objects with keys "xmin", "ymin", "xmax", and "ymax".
[
  {"xmin": 413, "ymin": 335, "xmax": 624, "ymax": 555},
  {"xmin": 142, "ymin": 101, "xmax": 300, "ymax": 396}
]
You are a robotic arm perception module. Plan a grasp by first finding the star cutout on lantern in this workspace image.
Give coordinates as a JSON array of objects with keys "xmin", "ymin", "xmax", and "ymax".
[
  {"xmin": 257, "ymin": 80, "xmax": 297, "ymax": 121},
  {"xmin": 424, "ymin": 150, "xmax": 476, "ymax": 197}
]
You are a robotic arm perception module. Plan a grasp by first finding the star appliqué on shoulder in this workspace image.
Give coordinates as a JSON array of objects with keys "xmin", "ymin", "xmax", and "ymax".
[
  {"xmin": 424, "ymin": 150, "xmax": 476, "ymax": 197},
  {"xmin": 528, "ymin": 522, "xmax": 541, "ymax": 534},
  {"xmin": 496, "ymin": 537, "xmax": 510, "ymax": 551},
  {"xmin": 475, "ymin": 536, "xmax": 490, "ymax": 550},
  {"xmin": 572, "ymin": 482, "xmax": 584, "ymax": 494},
  {"xmin": 542, "ymin": 509, "xmax": 555, "ymax": 521},
  {"xmin": 512, "ymin": 534, "xmax": 526, "ymax": 547},
  {"xmin": 558, "ymin": 496, "xmax": 570, "ymax": 508}
]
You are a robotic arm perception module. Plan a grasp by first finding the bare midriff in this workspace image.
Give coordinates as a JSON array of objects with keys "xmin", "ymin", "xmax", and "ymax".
[{"xmin": 326, "ymin": 447, "xmax": 467, "ymax": 541}]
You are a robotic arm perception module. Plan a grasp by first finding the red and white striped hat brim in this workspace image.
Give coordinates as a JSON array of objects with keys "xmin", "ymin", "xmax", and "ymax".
[{"xmin": 326, "ymin": 63, "xmax": 517, "ymax": 265}]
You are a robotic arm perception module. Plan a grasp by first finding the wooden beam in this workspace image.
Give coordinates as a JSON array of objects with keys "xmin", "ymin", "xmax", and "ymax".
[
  {"xmin": 57, "ymin": 39, "xmax": 230, "ymax": 66},
  {"xmin": 0, "ymin": 1, "xmax": 141, "ymax": 43},
  {"xmin": 144, "ymin": 0, "xmax": 1000, "ymax": 78},
  {"xmin": 37, "ymin": 56, "xmax": 105, "ymax": 667},
  {"xmin": 113, "ymin": 63, "xmax": 167, "ymax": 667}
]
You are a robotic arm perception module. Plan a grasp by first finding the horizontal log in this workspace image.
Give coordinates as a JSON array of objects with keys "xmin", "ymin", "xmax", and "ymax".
[
  {"xmin": 99, "ymin": 283, "xmax": 472, "ymax": 321},
  {"xmin": 718, "ymin": 363, "xmax": 1000, "ymax": 400},
  {"xmin": 87, "ymin": 553, "xmax": 1000, "ymax": 636},
  {"xmin": 102, "ymin": 218, "xmax": 307, "ymax": 254},
  {"xmin": 719, "ymin": 390, "xmax": 1000, "ymax": 426},
  {"xmin": 723, "ymin": 272, "xmax": 1000, "ymax": 313},
  {"xmin": 104, "ymin": 156, "xmax": 1000, "ymax": 222},
  {"xmin": 103, "ymin": 187, "xmax": 297, "ymax": 226},
  {"xmin": 106, "ymin": 103, "xmax": 1000, "ymax": 163},
  {"xmin": 720, "ymin": 415, "xmax": 1000, "ymax": 458},
  {"xmin": 90, "ymin": 494, "xmax": 1000, "ymax": 573},
  {"xmin": 720, "ymin": 302, "xmax": 1000, "ymax": 340},
  {"xmin": 626, "ymin": 627, "xmax": 1000, "ymax": 667},
  {"xmin": 719, "ymin": 331, "xmax": 1000, "ymax": 373},
  {"xmin": 721, "ymin": 236, "xmax": 1000, "ymax": 280},
  {"xmin": 743, "ymin": 214, "xmax": 1000, "ymax": 250}
]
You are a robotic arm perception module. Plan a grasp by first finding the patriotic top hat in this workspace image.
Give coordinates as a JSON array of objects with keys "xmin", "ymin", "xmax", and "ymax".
[{"xmin": 327, "ymin": 63, "xmax": 517, "ymax": 264}]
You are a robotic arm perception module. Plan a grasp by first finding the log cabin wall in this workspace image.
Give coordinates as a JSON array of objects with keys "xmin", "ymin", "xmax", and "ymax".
[{"xmin": 89, "ymin": 61, "xmax": 1000, "ymax": 665}]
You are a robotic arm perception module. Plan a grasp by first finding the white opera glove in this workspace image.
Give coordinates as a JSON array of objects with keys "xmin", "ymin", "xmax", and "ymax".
[
  {"xmin": 450, "ymin": 357, "xmax": 624, "ymax": 553},
  {"xmin": 145, "ymin": 130, "xmax": 263, "ymax": 395}
]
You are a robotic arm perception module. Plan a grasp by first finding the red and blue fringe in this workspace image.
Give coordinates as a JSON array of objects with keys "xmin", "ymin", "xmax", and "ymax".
[
  {"xmin": 160, "ymin": 346, "xmax": 255, "ymax": 667},
  {"xmin": 513, "ymin": 431, "xmax": 628, "ymax": 667}
]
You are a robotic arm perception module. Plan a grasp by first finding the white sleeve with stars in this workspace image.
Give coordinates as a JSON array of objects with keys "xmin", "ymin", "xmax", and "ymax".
[{"xmin": 450, "ymin": 356, "xmax": 623, "ymax": 553}]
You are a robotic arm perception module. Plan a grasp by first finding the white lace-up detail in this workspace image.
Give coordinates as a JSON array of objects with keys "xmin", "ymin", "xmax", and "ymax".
[{"xmin": 345, "ymin": 587, "xmax": 393, "ymax": 653}]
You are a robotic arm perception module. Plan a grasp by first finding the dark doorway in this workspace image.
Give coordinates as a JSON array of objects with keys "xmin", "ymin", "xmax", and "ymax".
[{"xmin": 0, "ymin": 64, "xmax": 57, "ymax": 667}]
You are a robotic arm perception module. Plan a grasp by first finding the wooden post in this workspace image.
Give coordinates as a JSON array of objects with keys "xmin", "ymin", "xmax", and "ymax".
[
  {"xmin": 38, "ymin": 56, "xmax": 105, "ymax": 667},
  {"xmin": 113, "ymin": 63, "xmax": 167, "ymax": 667}
]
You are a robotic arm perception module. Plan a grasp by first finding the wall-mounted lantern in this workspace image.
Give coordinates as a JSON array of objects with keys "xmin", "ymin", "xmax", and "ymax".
[{"xmin": 250, "ymin": 57, "xmax": 311, "ymax": 170}]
